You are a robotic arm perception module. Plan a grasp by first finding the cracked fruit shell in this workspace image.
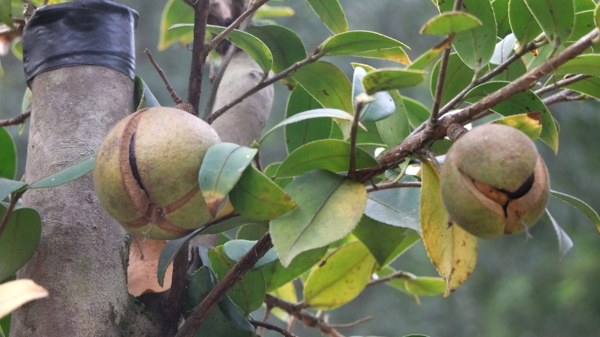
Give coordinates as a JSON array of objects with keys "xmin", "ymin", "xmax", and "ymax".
[
  {"xmin": 94, "ymin": 107, "xmax": 221, "ymax": 239},
  {"xmin": 440, "ymin": 124, "xmax": 550, "ymax": 239}
]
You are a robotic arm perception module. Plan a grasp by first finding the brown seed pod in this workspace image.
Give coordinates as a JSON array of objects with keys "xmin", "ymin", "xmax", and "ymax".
[
  {"xmin": 440, "ymin": 123, "xmax": 550, "ymax": 238},
  {"xmin": 93, "ymin": 107, "xmax": 221, "ymax": 239}
]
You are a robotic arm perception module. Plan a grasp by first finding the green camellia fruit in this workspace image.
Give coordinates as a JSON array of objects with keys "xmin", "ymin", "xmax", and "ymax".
[
  {"xmin": 440, "ymin": 123, "xmax": 550, "ymax": 239},
  {"xmin": 94, "ymin": 107, "xmax": 221, "ymax": 240}
]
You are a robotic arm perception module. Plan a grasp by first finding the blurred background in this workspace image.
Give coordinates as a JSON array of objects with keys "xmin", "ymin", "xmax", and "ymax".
[{"xmin": 1, "ymin": 1, "xmax": 599, "ymax": 336}]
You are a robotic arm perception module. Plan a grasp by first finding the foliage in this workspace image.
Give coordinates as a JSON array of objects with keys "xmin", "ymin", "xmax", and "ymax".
[{"xmin": 1, "ymin": 0, "xmax": 600, "ymax": 336}]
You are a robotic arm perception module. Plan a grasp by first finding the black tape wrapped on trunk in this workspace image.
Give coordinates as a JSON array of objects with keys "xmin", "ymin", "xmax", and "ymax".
[{"xmin": 23, "ymin": 0, "xmax": 139, "ymax": 83}]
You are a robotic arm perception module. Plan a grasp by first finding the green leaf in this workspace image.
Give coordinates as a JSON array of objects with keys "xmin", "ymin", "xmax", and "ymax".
[
  {"xmin": 254, "ymin": 5, "xmax": 295, "ymax": 20},
  {"xmin": 438, "ymin": 0, "xmax": 497, "ymax": 69},
  {"xmin": 303, "ymin": 241, "xmax": 375, "ymax": 310},
  {"xmin": 556, "ymin": 55, "xmax": 600, "ymax": 77},
  {"xmin": 158, "ymin": 0, "xmax": 194, "ymax": 50},
  {"xmin": 229, "ymin": 165, "xmax": 296, "ymax": 220},
  {"xmin": 275, "ymin": 139, "xmax": 379, "ymax": 178},
  {"xmin": 270, "ymin": 170, "xmax": 367, "ymax": 267},
  {"xmin": 523, "ymin": 0, "xmax": 575, "ymax": 50},
  {"xmin": 199, "ymin": 143, "xmax": 257, "ymax": 217},
  {"xmin": 0, "ymin": 128, "xmax": 16, "ymax": 180},
  {"xmin": 492, "ymin": 0, "xmax": 512, "ymax": 38},
  {"xmin": 542, "ymin": 210, "xmax": 574, "ymax": 262},
  {"xmin": 403, "ymin": 96, "xmax": 431, "ymax": 128},
  {"xmin": 0, "ymin": 206, "xmax": 42, "ymax": 282},
  {"xmin": 291, "ymin": 61, "xmax": 353, "ymax": 113},
  {"xmin": 306, "ymin": 0, "xmax": 348, "ymax": 34},
  {"xmin": 284, "ymin": 85, "xmax": 331, "ymax": 153},
  {"xmin": 362, "ymin": 68, "xmax": 425, "ymax": 95},
  {"xmin": 404, "ymin": 277, "xmax": 446, "ymax": 296},
  {"xmin": 208, "ymin": 246, "xmax": 266, "ymax": 315},
  {"xmin": 569, "ymin": 10, "xmax": 595, "ymax": 42},
  {"xmin": 0, "ymin": 179, "xmax": 26, "ymax": 201},
  {"xmin": 261, "ymin": 108, "xmax": 355, "ymax": 143},
  {"xmin": 352, "ymin": 67, "xmax": 395, "ymax": 122},
  {"xmin": 263, "ymin": 246, "xmax": 327, "ymax": 292},
  {"xmin": 420, "ymin": 161, "xmax": 478, "ymax": 298},
  {"xmin": 365, "ymin": 181, "xmax": 421, "ymax": 232},
  {"xmin": 420, "ymin": 11, "xmax": 483, "ymax": 35},
  {"xmin": 408, "ymin": 37, "xmax": 453, "ymax": 71},
  {"xmin": 464, "ymin": 81, "xmax": 559, "ymax": 153},
  {"xmin": 376, "ymin": 90, "xmax": 410, "ymax": 148},
  {"xmin": 321, "ymin": 31, "xmax": 410, "ymax": 65},
  {"xmin": 223, "ymin": 239, "xmax": 278, "ymax": 269},
  {"xmin": 354, "ymin": 215, "xmax": 420, "ymax": 267},
  {"xmin": 133, "ymin": 76, "xmax": 161, "ymax": 110},
  {"xmin": 236, "ymin": 223, "xmax": 268, "ymax": 241},
  {"xmin": 246, "ymin": 24, "xmax": 306, "ymax": 80},
  {"xmin": 28, "ymin": 156, "xmax": 95, "ymax": 189},
  {"xmin": 551, "ymin": 190, "xmax": 600, "ymax": 234},
  {"xmin": 509, "ymin": 0, "xmax": 543, "ymax": 46},
  {"xmin": 565, "ymin": 76, "xmax": 600, "ymax": 99},
  {"xmin": 493, "ymin": 112, "xmax": 543, "ymax": 140},
  {"xmin": 430, "ymin": 53, "xmax": 475, "ymax": 108},
  {"xmin": 185, "ymin": 267, "xmax": 255, "ymax": 337}
]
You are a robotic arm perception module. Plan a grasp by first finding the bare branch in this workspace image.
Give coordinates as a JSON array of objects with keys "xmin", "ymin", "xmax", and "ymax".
[
  {"xmin": 535, "ymin": 74, "xmax": 591, "ymax": 96},
  {"xmin": 367, "ymin": 270, "xmax": 413, "ymax": 288},
  {"xmin": 0, "ymin": 110, "xmax": 31, "ymax": 127},
  {"xmin": 542, "ymin": 89, "xmax": 589, "ymax": 106},
  {"xmin": 366, "ymin": 181, "xmax": 421, "ymax": 193},
  {"xmin": 144, "ymin": 49, "xmax": 183, "ymax": 105},
  {"xmin": 207, "ymin": 54, "xmax": 320, "ymax": 124}
]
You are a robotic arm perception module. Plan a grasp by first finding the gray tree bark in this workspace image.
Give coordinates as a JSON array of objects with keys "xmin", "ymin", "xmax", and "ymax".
[{"xmin": 11, "ymin": 66, "xmax": 161, "ymax": 337}]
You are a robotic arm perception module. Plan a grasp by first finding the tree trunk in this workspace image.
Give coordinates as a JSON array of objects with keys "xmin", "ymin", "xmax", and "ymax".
[{"xmin": 11, "ymin": 66, "xmax": 161, "ymax": 337}]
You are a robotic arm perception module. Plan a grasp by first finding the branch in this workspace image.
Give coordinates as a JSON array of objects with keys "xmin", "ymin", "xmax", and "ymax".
[
  {"xmin": 347, "ymin": 99, "xmax": 364, "ymax": 180},
  {"xmin": 250, "ymin": 320, "xmax": 299, "ymax": 337},
  {"xmin": 163, "ymin": 243, "xmax": 189, "ymax": 334},
  {"xmin": 542, "ymin": 89, "xmax": 589, "ymax": 106},
  {"xmin": 0, "ymin": 110, "xmax": 31, "ymax": 127},
  {"xmin": 367, "ymin": 270, "xmax": 413, "ymax": 288},
  {"xmin": 207, "ymin": 54, "xmax": 320, "ymax": 123},
  {"xmin": 264, "ymin": 295, "xmax": 373, "ymax": 337},
  {"xmin": 144, "ymin": 49, "xmax": 183, "ymax": 105},
  {"xmin": 366, "ymin": 181, "xmax": 421, "ymax": 193},
  {"xmin": 534, "ymin": 73, "xmax": 591, "ymax": 96},
  {"xmin": 175, "ymin": 233, "xmax": 273, "ymax": 337},
  {"xmin": 356, "ymin": 28, "xmax": 599, "ymax": 182},
  {"xmin": 187, "ymin": 0, "xmax": 211, "ymax": 115}
]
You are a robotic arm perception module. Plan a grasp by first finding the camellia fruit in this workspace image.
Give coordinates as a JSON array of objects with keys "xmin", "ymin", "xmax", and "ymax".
[
  {"xmin": 440, "ymin": 123, "xmax": 550, "ymax": 239},
  {"xmin": 94, "ymin": 107, "xmax": 221, "ymax": 240}
]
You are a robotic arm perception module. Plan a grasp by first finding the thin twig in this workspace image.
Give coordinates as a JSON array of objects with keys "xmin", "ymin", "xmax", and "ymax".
[
  {"xmin": 367, "ymin": 270, "xmax": 413, "ymax": 288},
  {"xmin": 250, "ymin": 320, "xmax": 299, "ymax": 337},
  {"xmin": 187, "ymin": 0, "xmax": 211, "ymax": 115},
  {"xmin": 430, "ymin": 38, "xmax": 453, "ymax": 123},
  {"xmin": 542, "ymin": 89, "xmax": 588, "ymax": 106},
  {"xmin": 0, "ymin": 110, "xmax": 31, "ymax": 127},
  {"xmin": 355, "ymin": 28, "xmax": 599, "ymax": 182},
  {"xmin": 175, "ymin": 233, "xmax": 273, "ymax": 337},
  {"xmin": 0, "ymin": 191, "xmax": 24, "ymax": 237},
  {"xmin": 144, "ymin": 49, "xmax": 183, "ymax": 105},
  {"xmin": 264, "ymin": 295, "xmax": 373, "ymax": 337},
  {"xmin": 207, "ymin": 54, "xmax": 320, "ymax": 124},
  {"xmin": 366, "ymin": 181, "xmax": 421, "ymax": 193},
  {"xmin": 534, "ymin": 74, "xmax": 591, "ymax": 96}
]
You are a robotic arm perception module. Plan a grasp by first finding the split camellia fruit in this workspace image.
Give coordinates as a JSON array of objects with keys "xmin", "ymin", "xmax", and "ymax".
[
  {"xmin": 440, "ymin": 123, "xmax": 550, "ymax": 239},
  {"xmin": 94, "ymin": 107, "xmax": 221, "ymax": 240}
]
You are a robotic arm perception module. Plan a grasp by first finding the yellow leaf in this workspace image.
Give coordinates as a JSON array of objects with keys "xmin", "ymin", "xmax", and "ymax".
[
  {"xmin": 303, "ymin": 241, "xmax": 375, "ymax": 309},
  {"xmin": 420, "ymin": 161, "xmax": 478, "ymax": 297},
  {"xmin": 0, "ymin": 279, "xmax": 48, "ymax": 318}
]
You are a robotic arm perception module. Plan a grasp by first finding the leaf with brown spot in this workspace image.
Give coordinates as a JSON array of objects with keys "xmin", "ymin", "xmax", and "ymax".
[{"xmin": 420, "ymin": 160, "xmax": 478, "ymax": 297}]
